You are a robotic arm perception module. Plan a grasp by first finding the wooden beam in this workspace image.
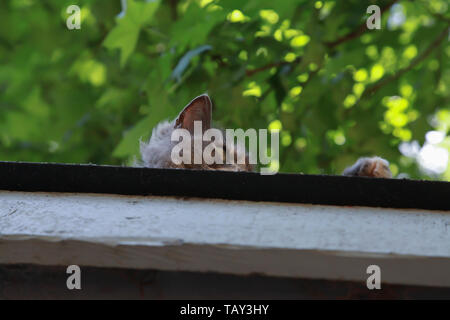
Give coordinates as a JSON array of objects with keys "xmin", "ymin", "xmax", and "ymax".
[{"xmin": 1, "ymin": 191, "xmax": 449, "ymax": 287}]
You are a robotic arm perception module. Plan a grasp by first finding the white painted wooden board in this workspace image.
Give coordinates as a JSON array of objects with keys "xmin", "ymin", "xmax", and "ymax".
[{"xmin": 1, "ymin": 191, "xmax": 450, "ymax": 287}]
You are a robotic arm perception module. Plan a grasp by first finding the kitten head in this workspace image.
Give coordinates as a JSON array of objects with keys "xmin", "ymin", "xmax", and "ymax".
[{"xmin": 140, "ymin": 94, "xmax": 253, "ymax": 171}]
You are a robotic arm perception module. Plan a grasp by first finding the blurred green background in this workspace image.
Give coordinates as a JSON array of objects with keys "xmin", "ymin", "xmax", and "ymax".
[{"xmin": 0, "ymin": 0, "xmax": 449, "ymax": 180}]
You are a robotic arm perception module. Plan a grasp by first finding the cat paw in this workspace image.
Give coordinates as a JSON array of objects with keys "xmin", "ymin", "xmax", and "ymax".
[{"xmin": 343, "ymin": 157, "xmax": 392, "ymax": 178}]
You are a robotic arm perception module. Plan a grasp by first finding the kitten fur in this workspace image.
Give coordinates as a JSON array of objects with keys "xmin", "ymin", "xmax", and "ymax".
[{"xmin": 343, "ymin": 156, "xmax": 392, "ymax": 178}]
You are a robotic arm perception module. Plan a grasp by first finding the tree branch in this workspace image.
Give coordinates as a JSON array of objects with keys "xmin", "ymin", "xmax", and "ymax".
[
  {"xmin": 325, "ymin": 0, "xmax": 398, "ymax": 49},
  {"xmin": 246, "ymin": 1, "xmax": 398, "ymax": 77},
  {"xmin": 362, "ymin": 26, "xmax": 449, "ymax": 98},
  {"xmin": 169, "ymin": 0, "xmax": 178, "ymax": 20},
  {"xmin": 245, "ymin": 57, "xmax": 302, "ymax": 77}
]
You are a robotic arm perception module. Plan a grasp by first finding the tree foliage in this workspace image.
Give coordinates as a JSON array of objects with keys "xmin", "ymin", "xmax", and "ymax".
[{"xmin": 0, "ymin": 0, "xmax": 449, "ymax": 180}]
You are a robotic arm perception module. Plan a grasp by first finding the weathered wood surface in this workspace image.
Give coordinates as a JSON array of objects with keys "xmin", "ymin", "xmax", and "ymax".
[{"xmin": 1, "ymin": 191, "xmax": 450, "ymax": 287}]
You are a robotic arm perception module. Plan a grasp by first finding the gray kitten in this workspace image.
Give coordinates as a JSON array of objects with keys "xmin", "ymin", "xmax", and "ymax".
[
  {"xmin": 140, "ymin": 94, "xmax": 392, "ymax": 178},
  {"xmin": 140, "ymin": 94, "xmax": 253, "ymax": 172}
]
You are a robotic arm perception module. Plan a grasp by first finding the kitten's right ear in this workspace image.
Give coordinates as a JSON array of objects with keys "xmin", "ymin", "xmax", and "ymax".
[{"xmin": 174, "ymin": 94, "xmax": 212, "ymax": 133}]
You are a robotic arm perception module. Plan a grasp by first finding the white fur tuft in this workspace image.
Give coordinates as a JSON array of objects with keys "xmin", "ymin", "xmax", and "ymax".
[{"xmin": 140, "ymin": 120, "xmax": 176, "ymax": 168}]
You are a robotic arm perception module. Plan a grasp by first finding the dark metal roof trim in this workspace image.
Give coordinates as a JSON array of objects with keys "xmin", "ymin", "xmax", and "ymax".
[{"xmin": 0, "ymin": 161, "xmax": 448, "ymax": 210}]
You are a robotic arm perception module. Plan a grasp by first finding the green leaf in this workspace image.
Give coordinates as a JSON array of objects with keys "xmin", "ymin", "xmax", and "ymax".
[
  {"xmin": 104, "ymin": 0, "xmax": 161, "ymax": 67},
  {"xmin": 104, "ymin": 19, "xmax": 140, "ymax": 67},
  {"xmin": 127, "ymin": 0, "xmax": 160, "ymax": 25}
]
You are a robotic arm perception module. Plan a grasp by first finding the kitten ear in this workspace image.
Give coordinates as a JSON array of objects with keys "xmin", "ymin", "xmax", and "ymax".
[{"xmin": 174, "ymin": 94, "xmax": 212, "ymax": 133}]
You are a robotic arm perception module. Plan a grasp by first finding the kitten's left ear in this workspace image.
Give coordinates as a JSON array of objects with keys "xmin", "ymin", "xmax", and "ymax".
[{"xmin": 174, "ymin": 94, "xmax": 212, "ymax": 133}]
